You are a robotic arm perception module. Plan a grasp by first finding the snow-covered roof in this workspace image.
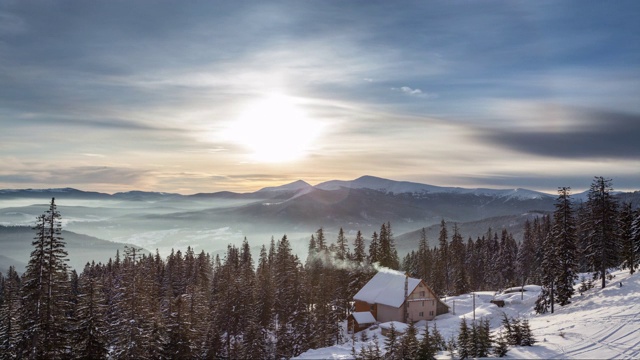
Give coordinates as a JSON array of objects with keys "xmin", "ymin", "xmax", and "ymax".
[
  {"xmin": 351, "ymin": 311, "xmax": 376, "ymax": 324},
  {"xmin": 353, "ymin": 270, "xmax": 421, "ymax": 308}
]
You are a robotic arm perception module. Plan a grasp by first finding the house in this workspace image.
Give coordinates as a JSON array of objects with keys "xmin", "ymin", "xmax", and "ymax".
[{"xmin": 348, "ymin": 270, "xmax": 448, "ymax": 332}]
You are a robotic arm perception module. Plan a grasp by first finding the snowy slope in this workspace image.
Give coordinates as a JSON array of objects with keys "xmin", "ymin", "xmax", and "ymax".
[
  {"xmin": 315, "ymin": 175, "xmax": 551, "ymax": 200},
  {"xmin": 295, "ymin": 269, "xmax": 640, "ymax": 359},
  {"xmin": 257, "ymin": 180, "xmax": 313, "ymax": 193}
]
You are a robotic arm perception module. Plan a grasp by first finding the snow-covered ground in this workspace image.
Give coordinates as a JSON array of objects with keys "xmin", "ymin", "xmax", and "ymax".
[{"xmin": 296, "ymin": 269, "xmax": 640, "ymax": 359}]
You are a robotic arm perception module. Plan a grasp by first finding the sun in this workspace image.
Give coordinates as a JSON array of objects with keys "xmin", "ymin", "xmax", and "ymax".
[{"xmin": 226, "ymin": 94, "xmax": 323, "ymax": 163}]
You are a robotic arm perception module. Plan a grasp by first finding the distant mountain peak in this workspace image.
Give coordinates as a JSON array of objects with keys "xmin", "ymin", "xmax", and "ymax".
[
  {"xmin": 315, "ymin": 176, "xmax": 552, "ymax": 200},
  {"xmin": 257, "ymin": 180, "xmax": 313, "ymax": 192}
]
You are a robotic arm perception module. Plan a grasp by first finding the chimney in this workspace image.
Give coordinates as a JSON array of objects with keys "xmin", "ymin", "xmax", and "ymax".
[{"xmin": 403, "ymin": 273, "xmax": 409, "ymax": 323}]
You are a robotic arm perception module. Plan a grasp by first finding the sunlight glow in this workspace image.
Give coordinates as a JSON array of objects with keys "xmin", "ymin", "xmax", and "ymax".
[{"xmin": 225, "ymin": 94, "xmax": 323, "ymax": 163}]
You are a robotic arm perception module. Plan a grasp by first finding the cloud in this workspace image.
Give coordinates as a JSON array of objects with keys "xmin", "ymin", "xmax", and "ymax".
[
  {"xmin": 476, "ymin": 104, "xmax": 640, "ymax": 159},
  {"xmin": 391, "ymin": 86, "xmax": 437, "ymax": 99},
  {"xmin": 0, "ymin": 166, "xmax": 149, "ymax": 188}
]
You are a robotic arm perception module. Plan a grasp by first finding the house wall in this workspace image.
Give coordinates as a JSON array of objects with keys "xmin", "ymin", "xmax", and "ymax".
[
  {"xmin": 406, "ymin": 298, "xmax": 437, "ymax": 321},
  {"xmin": 355, "ymin": 300, "xmax": 377, "ymax": 319},
  {"xmin": 376, "ymin": 303, "xmax": 404, "ymax": 323}
]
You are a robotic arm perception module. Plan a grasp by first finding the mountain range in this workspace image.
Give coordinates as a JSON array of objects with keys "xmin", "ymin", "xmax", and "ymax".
[{"xmin": 1, "ymin": 176, "xmax": 638, "ymax": 264}]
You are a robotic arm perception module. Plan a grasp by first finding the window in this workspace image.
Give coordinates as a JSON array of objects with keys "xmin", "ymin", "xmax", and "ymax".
[
  {"xmin": 419, "ymin": 312, "xmax": 424, "ymax": 317},
  {"xmin": 370, "ymin": 305, "xmax": 374, "ymax": 311},
  {"xmin": 422, "ymin": 301, "xmax": 425, "ymax": 307},
  {"xmin": 429, "ymin": 311, "xmax": 434, "ymax": 316},
  {"xmin": 420, "ymin": 291, "xmax": 425, "ymax": 297}
]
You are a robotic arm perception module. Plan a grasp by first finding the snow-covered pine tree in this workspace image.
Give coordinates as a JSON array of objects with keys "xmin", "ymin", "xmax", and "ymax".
[
  {"xmin": 437, "ymin": 220, "xmax": 450, "ymax": 294},
  {"xmin": 274, "ymin": 235, "xmax": 309, "ymax": 359},
  {"xmin": 493, "ymin": 330, "xmax": 509, "ymax": 357},
  {"xmin": 584, "ymin": 177, "xmax": 620, "ymax": 288},
  {"xmin": 255, "ymin": 245, "xmax": 274, "ymax": 331},
  {"xmin": 73, "ymin": 264, "xmax": 109, "ymax": 359},
  {"xmin": 417, "ymin": 323, "xmax": 437, "ymax": 360},
  {"xmin": 110, "ymin": 245, "xmax": 153, "ymax": 359},
  {"xmin": 417, "ymin": 228, "xmax": 433, "ymax": 284},
  {"xmin": 368, "ymin": 231, "xmax": 380, "ymax": 265},
  {"xmin": 457, "ymin": 317, "xmax": 470, "ymax": 359},
  {"xmin": 349, "ymin": 231, "xmax": 373, "ymax": 310},
  {"xmin": 383, "ymin": 322, "xmax": 400, "ymax": 360},
  {"xmin": 378, "ymin": 222, "xmax": 399, "ymax": 270},
  {"xmin": 632, "ymin": 208, "xmax": 640, "ymax": 274},
  {"xmin": 498, "ymin": 229, "xmax": 518, "ymax": 288},
  {"xmin": 19, "ymin": 198, "xmax": 71, "ymax": 358},
  {"xmin": 0, "ymin": 266, "xmax": 21, "ymax": 358},
  {"xmin": 516, "ymin": 219, "xmax": 536, "ymax": 287},
  {"xmin": 431, "ymin": 322, "xmax": 445, "ymax": 351},
  {"xmin": 476, "ymin": 317, "xmax": 493, "ymax": 357},
  {"xmin": 619, "ymin": 202, "xmax": 635, "ymax": 274},
  {"xmin": 450, "ymin": 224, "xmax": 470, "ymax": 295},
  {"xmin": 552, "ymin": 187, "xmax": 579, "ymax": 306},
  {"xmin": 520, "ymin": 318, "xmax": 536, "ymax": 346},
  {"xmin": 399, "ymin": 321, "xmax": 419, "ymax": 359}
]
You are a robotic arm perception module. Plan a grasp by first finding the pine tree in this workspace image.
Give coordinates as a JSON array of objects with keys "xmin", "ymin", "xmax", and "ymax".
[
  {"xmin": 384, "ymin": 323, "xmax": 400, "ymax": 359},
  {"xmin": 110, "ymin": 245, "xmax": 153, "ymax": 359},
  {"xmin": 417, "ymin": 324, "xmax": 436, "ymax": 360},
  {"xmin": 73, "ymin": 266, "xmax": 109, "ymax": 359},
  {"xmin": 619, "ymin": 202, "xmax": 635, "ymax": 274},
  {"xmin": 435, "ymin": 220, "xmax": 450, "ymax": 295},
  {"xmin": 520, "ymin": 318, "xmax": 536, "ymax": 346},
  {"xmin": 369, "ymin": 232, "xmax": 380, "ymax": 265},
  {"xmin": 457, "ymin": 318, "xmax": 470, "ymax": 359},
  {"xmin": 552, "ymin": 187, "xmax": 578, "ymax": 306},
  {"xmin": 336, "ymin": 227, "xmax": 349, "ymax": 260},
  {"xmin": 584, "ymin": 177, "xmax": 620, "ymax": 288},
  {"xmin": 431, "ymin": 322, "xmax": 445, "ymax": 351},
  {"xmin": 19, "ymin": 198, "xmax": 71, "ymax": 359},
  {"xmin": 493, "ymin": 331, "xmax": 509, "ymax": 357},
  {"xmin": 0, "ymin": 266, "xmax": 21, "ymax": 358},
  {"xmin": 378, "ymin": 223, "xmax": 399, "ymax": 269},
  {"xmin": 517, "ymin": 219, "xmax": 535, "ymax": 288},
  {"xmin": 476, "ymin": 317, "xmax": 493, "ymax": 357},
  {"xmin": 399, "ymin": 321, "xmax": 419, "ymax": 359},
  {"xmin": 450, "ymin": 224, "xmax": 469, "ymax": 295},
  {"xmin": 632, "ymin": 208, "xmax": 640, "ymax": 274}
]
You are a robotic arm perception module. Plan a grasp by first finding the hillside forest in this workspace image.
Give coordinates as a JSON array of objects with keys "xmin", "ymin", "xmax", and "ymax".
[{"xmin": 0, "ymin": 176, "xmax": 639, "ymax": 359}]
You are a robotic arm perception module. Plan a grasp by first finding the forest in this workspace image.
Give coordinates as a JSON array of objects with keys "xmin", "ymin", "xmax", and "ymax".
[{"xmin": 0, "ymin": 176, "xmax": 639, "ymax": 359}]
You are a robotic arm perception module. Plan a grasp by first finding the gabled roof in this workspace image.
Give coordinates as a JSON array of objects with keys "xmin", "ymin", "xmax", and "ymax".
[
  {"xmin": 351, "ymin": 311, "xmax": 376, "ymax": 324},
  {"xmin": 353, "ymin": 270, "xmax": 421, "ymax": 308}
]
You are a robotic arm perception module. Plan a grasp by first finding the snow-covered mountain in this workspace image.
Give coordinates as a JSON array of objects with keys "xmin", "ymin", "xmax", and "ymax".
[
  {"xmin": 257, "ymin": 180, "xmax": 314, "ymax": 193},
  {"xmin": 316, "ymin": 175, "xmax": 551, "ymax": 200}
]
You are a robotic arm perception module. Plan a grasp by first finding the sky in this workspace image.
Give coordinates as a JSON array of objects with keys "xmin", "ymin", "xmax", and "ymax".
[{"xmin": 1, "ymin": 0, "xmax": 639, "ymax": 194}]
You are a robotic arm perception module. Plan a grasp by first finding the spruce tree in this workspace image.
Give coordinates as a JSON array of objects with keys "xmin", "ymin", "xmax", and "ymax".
[
  {"xmin": 584, "ymin": 177, "xmax": 620, "ymax": 288},
  {"xmin": 450, "ymin": 224, "xmax": 469, "ymax": 295},
  {"xmin": 552, "ymin": 187, "xmax": 578, "ymax": 306},
  {"xmin": 417, "ymin": 324, "xmax": 436, "ymax": 360},
  {"xmin": 369, "ymin": 232, "xmax": 380, "ymax": 265},
  {"xmin": 632, "ymin": 208, "xmax": 640, "ymax": 274},
  {"xmin": 19, "ymin": 198, "xmax": 71, "ymax": 358},
  {"xmin": 619, "ymin": 202, "xmax": 635, "ymax": 274},
  {"xmin": 399, "ymin": 321, "xmax": 419, "ymax": 359},
  {"xmin": 0, "ymin": 266, "xmax": 21, "ymax": 358},
  {"xmin": 457, "ymin": 318, "xmax": 470, "ymax": 359},
  {"xmin": 517, "ymin": 219, "xmax": 535, "ymax": 288},
  {"xmin": 378, "ymin": 223, "xmax": 399, "ymax": 269},
  {"xmin": 384, "ymin": 323, "xmax": 400, "ymax": 359},
  {"xmin": 73, "ymin": 267, "xmax": 109, "ymax": 359},
  {"xmin": 520, "ymin": 318, "xmax": 536, "ymax": 346},
  {"xmin": 493, "ymin": 331, "xmax": 509, "ymax": 357}
]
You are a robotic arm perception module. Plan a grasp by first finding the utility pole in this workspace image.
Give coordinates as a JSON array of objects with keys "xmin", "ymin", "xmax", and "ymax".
[{"xmin": 472, "ymin": 291, "xmax": 476, "ymax": 322}]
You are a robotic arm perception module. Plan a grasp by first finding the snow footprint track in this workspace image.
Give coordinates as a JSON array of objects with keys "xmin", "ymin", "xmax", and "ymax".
[{"xmin": 561, "ymin": 311, "xmax": 640, "ymax": 359}]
